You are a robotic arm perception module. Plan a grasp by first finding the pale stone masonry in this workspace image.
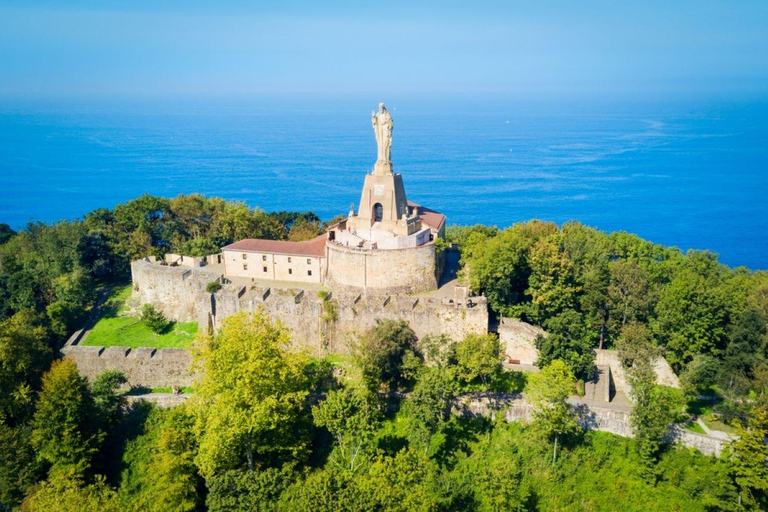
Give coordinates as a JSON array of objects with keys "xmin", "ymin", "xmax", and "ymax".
[{"xmin": 215, "ymin": 103, "xmax": 447, "ymax": 295}]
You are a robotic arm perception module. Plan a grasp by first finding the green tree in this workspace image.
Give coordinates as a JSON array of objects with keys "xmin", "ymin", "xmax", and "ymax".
[
  {"xmin": 607, "ymin": 259, "xmax": 654, "ymax": 330},
  {"xmin": 0, "ymin": 424, "xmax": 41, "ymax": 509},
  {"xmin": 0, "ymin": 224, "xmax": 14, "ymax": 245},
  {"xmin": 356, "ymin": 449, "xmax": 440, "ymax": 512},
  {"xmin": 31, "ymin": 359, "xmax": 104, "ymax": 475},
  {"xmin": 454, "ymin": 333, "xmax": 502, "ymax": 390},
  {"xmin": 730, "ymin": 406, "xmax": 768, "ymax": 509},
  {"xmin": 535, "ymin": 309, "xmax": 596, "ymax": 380},
  {"xmin": 141, "ymin": 304, "xmax": 170, "ymax": 334},
  {"xmin": 24, "ymin": 467, "xmax": 120, "ymax": 512},
  {"xmin": 278, "ymin": 466, "xmax": 355, "ymax": 512},
  {"xmin": 313, "ymin": 389, "xmax": 381, "ymax": 472},
  {"xmin": 526, "ymin": 359, "xmax": 580, "ymax": 465},
  {"xmin": 352, "ymin": 319, "xmax": 419, "ymax": 392},
  {"xmin": 0, "ymin": 310, "xmax": 51, "ymax": 421},
  {"xmin": 652, "ymin": 268, "xmax": 727, "ymax": 370},
  {"xmin": 120, "ymin": 405, "xmax": 203, "ymax": 512},
  {"xmin": 526, "ymin": 235, "xmax": 579, "ymax": 324},
  {"xmin": 206, "ymin": 465, "xmax": 294, "ymax": 512},
  {"xmin": 460, "ymin": 221, "xmax": 557, "ymax": 317},
  {"xmin": 403, "ymin": 368, "xmax": 457, "ymax": 454},
  {"xmin": 417, "ymin": 333, "xmax": 456, "ymax": 368},
  {"xmin": 193, "ymin": 312, "xmax": 310, "ymax": 477},
  {"xmin": 91, "ymin": 370, "xmax": 127, "ymax": 429},
  {"xmin": 619, "ymin": 323, "xmax": 676, "ymax": 468},
  {"xmin": 718, "ymin": 308, "xmax": 767, "ymax": 395}
]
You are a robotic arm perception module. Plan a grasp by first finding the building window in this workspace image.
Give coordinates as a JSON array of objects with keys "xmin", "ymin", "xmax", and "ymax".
[
  {"xmin": 243, "ymin": 264, "xmax": 248, "ymax": 271},
  {"xmin": 262, "ymin": 255, "xmax": 267, "ymax": 261},
  {"xmin": 306, "ymin": 258, "xmax": 311, "ymax": 264},
  {"xmin": 288, "ymin": 269, "xmax": 293, "ymax": 275},
  {"xmin": 263, "ymin": 266, "xmax": 267, "ymax": 272},
  {"xmin": 373, "ymin": 203, "xmax": 383, "ymax": 222},
  {"xmin": 308, "ymin": 270, "xmax": 312, "ymax": 276},
  {"xmin": 288, "ymin": 257, "xmax": 292, "ymax": 263},
  {"xmin": 242, "ymin": 253, "xmax": 247, "ymax": 260}
]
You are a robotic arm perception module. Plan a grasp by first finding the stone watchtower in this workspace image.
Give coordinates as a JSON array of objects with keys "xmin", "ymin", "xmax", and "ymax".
[
  {"xmin": 347, "ymin": 103, "xmax": 422, "ymax": 237},
  {"xmin": 325, "ymin": 103, "xmax": 446, "ymax": 295}
]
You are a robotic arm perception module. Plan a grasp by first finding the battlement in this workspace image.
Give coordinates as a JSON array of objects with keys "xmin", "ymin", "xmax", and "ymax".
[
  {"xmin": 61, "ymin": 343, "xmax": 193, "ymax": 388},
  {"xmin": 130, "ymin": 259, "xmax": 487, "ymax": 355}
]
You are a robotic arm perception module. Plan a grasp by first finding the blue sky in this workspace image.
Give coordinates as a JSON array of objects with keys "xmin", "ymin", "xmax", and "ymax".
[{"xmin": 1, "ymin": 1, "xmax": 767, "ymax": 99}]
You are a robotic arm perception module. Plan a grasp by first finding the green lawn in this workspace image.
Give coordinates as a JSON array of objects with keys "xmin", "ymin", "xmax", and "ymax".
[
  {"xmin": 83, "ymin": 316, "xmax": 197, "ymax": 348},
  {"xmin": 81, "ymin": 285, "xmax": 197, "ymax": 349}
]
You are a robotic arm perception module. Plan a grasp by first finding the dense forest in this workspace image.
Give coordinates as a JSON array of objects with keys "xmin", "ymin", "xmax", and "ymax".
[{"xmin": 1, "ymin": 194, "xmax": 767, "ymax": 511}]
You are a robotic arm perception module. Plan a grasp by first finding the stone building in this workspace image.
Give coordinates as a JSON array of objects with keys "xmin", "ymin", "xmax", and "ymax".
[{"xmin": 220, "ymin": 103, "xmax": 445, "ymax": 295}]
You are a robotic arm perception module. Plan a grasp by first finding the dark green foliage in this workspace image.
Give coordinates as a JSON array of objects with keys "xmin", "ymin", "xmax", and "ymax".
[
  {"xmin": 119, "ymin": 405, "xmax": 203, "ymax": 512},
  {"xmin": 31, "ymin": 359, "xmax": 104, "ymax": 475},
  {"xmin": 535, "ymin": 309, "xmax": 596, "ymax": 379},
  {"xmin": 0, "ymin": 224, "xmax": 14, "ymax": 245},
  {"xmin": 461, "ymin": 220, "xmax": 768, "ymax": 398},
  {"xmin": 454, "ymin": 333, "xmax": 503, "ymax": 389},
  {"xmin": 0, "ymin": 424, "xmax": 41, "ymax": 509},
  {"xmin": 206, "ymin": 280, "xmax": 223, "ymax": 294},
  {"xmin": 207, "ymin": 466, "xmax": 295, "ymax": 512},
  {"xmin": 0, "ymin": 310, "xmax": 52, "ymax": 422},
  {"xmin": 352, "ymin": 319, "xmax": 420, "ymax": 392},
  {"xmin": 141, "ymin": 304, "xmax": 170, "ymax": 334},
  {"xmin": 730, "ymin": 406, "xmax": 768, "ymax": 509}
]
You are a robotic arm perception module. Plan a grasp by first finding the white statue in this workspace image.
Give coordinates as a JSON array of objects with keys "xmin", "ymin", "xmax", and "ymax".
[{"xmin": 372, "ymin": 103, "xmax": 393, "ymax": 166}]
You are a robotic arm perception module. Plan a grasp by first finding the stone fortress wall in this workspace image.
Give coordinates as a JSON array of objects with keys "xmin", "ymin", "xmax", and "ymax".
[
  {"xmin": 325, "ymin": 241, "xmax": 439, "ymax": 295},
  {"xmin": 129, "ymin": 259, "xmax": 486, "ymax": 353},
  {"xmin": 62, "ymin": 259, "xmax": 488, "ymax": 388},
  {"xmin": 459, "ymin": 395, "xmax": 730, "ymax": 457},
  {"xmin": 62, "ymin": 344, "xmax": 193, "ymax": 388}
]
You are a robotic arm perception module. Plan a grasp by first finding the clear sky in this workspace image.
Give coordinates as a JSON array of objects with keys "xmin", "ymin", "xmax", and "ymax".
[{"xmin": 1, "ymin": 0, "xmax": 767, "ymax": 99}]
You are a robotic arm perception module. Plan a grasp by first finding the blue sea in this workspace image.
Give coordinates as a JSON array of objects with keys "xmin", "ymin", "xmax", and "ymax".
[{"xmin": 0, "ymin": 96, "xmax": 766, "ymax": 270}]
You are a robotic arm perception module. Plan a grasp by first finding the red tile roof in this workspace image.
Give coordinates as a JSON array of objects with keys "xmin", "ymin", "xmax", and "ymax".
[
  {"xmin": 222, "ymin": 234, "xmax": 327, "ymax": 257},
  {"xmin": 408, "ymin": 202, "xmax": 446, "ymax": 232}
]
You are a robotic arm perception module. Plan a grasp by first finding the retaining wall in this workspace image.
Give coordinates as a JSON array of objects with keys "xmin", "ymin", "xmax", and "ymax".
[
  {"xmin": 457, "ymin": 394, "xmax": 730, "ymax": 457},
  {"xmin": 62, "ymin": 345, "xmax": 193, "ymax": 388},
  {"xmin": 130, "ymin": 259, "xmax": 487, "ymax": 355}
]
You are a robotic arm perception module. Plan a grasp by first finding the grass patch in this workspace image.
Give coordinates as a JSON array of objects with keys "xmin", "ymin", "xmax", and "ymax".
[
  {"xmin": 83, "ymin": 316, "xmax": 197, "ymax": 348},
  {"xmin": 686, "ymin": 421, "xmax": 707, "ymax": 434},
  {"xmin": 81, "ymin": 283, "xmax": 197, "ymax": 348},
  {"xmin": 105, "ymin": 285, "xmax": 133, "ymax": 313}
]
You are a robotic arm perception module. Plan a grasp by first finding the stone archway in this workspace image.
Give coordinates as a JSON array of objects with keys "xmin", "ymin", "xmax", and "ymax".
[{"xmin": 373, "ymin": 203, "xmax": 383, "ymax": 222}]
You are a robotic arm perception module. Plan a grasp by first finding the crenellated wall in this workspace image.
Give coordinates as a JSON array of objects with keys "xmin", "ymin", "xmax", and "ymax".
[
  {"xmin": 61, "ymin": 345, "xmax": 193, "ymax": 388},
  {"xmin": 129, "ymin": 259, "xmax": 487, "ymax": 356}
]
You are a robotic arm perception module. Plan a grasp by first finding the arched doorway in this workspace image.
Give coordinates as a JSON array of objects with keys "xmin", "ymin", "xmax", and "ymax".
[{"xmin": 373, "ymin": 203, "xmax": 383, "ymax": 222}]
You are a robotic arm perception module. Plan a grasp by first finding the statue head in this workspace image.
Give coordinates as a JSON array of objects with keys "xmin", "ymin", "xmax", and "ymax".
[{"xmin": 378, "ymin": 102, "xmax": 386, "ymax": 112}]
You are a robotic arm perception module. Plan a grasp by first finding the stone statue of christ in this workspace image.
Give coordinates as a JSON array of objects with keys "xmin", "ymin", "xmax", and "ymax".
[{"xmin": 372, "ymin": 103, "xmax": 393, "ymax": 165}]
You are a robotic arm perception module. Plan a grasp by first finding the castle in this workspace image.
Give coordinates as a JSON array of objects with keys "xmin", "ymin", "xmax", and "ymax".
[
  {"xmin": 219, "ymin": 103, "xmax": 445, "ymax": 295},
  {"xmin": 64, "ymin": 104, "xmax": 681, "ymax": 415},
  {"xmin": 123, "ymin": 104, "xmax": 487, "ymax": 354}
]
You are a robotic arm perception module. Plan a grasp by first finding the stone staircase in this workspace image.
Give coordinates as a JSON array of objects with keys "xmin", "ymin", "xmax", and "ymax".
[{"xmin": 584, "ymin": 365, "xmax": 611, "ymax": 403}]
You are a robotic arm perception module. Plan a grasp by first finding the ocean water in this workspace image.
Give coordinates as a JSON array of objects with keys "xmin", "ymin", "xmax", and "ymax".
[{"xmin": 0, "ymin": 96, "xmax": 766, "ymax": 270}]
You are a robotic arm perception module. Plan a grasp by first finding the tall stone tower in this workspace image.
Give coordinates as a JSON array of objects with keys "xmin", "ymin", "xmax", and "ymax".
[{"xmin": 347, "ymin": 103, "xmax": 421, "ymax": 236}]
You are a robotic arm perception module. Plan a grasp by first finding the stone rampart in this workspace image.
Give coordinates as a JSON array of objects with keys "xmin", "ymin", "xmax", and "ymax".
[
  {"xmin": 130, "ymin": 260, "xmax": 488, "ymax": 356},
  {"xmin": 61, "ymin": 345, "xmax": 193, "ymax": 388},
  {"xmin": 594, "ymin": 349, "xmax": 680, "ymax": 393},
  {"xmin": 498, "ymin": 317, "xmax": 544, "ymax": 365},
  {"xmin": 325, "ymin": 241, "xmax": 438, "ymax": 295},
  {"xmin": 456, "ymin": 394, "xmax": 730, "ymax": 457}
]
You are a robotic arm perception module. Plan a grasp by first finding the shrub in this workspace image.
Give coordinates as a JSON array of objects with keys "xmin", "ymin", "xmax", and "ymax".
[
  {"xmin": 206, "ymin": 281, "xmax": 222, "ymax": 294},
  {"xmin": 141, "ymin": 304, "xmax": 170, "ymax": 334}
]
